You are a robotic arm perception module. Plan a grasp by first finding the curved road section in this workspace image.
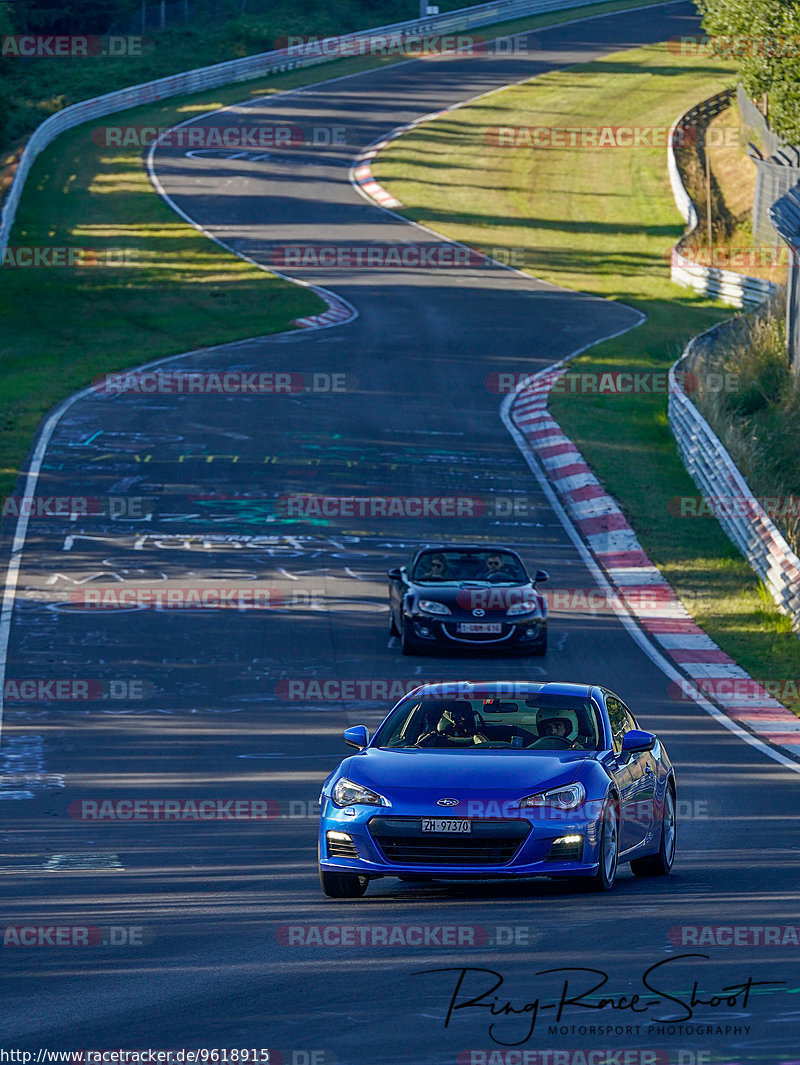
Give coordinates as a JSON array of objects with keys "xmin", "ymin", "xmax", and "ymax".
[{"xmin": 2, "ymin": 4, "xmax": 799, "ymax": 1062}]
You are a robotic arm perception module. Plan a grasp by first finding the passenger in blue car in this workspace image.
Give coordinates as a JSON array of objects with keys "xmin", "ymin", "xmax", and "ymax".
[
  {"xmin": 416, "ymin": 701, "xmax": 489, "ymax": 747},
  {"xmin": 528, "ymin": 705, "xmax": 582, "ymax": 750}
]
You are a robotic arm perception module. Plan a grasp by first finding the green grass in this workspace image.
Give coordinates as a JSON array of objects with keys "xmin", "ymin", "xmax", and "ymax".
[
  {"xmin": 0, "ymin": 0, "xmax": 672, "ymax": 163},
  {"xmin": 0, "ymin": 0, "xmax": 670, "ymax": 502},
  {"xmin": 372, "ymin": 40, "xmax": 800, "ymax": 710}
]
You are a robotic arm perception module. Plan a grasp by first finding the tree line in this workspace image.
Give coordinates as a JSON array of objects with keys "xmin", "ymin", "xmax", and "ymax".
[{"xmin": 698, "ymin": 0, "xmax": 800, "ymax": 143}]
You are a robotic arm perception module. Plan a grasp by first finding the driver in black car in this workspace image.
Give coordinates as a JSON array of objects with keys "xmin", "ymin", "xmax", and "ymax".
[{"xmin": 475, "ymin": 553, "xmax": 516, "ymax": 581}]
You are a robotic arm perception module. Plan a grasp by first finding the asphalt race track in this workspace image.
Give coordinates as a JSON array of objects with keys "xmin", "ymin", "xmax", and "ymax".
[{"xmin": 2, "ymin": 3, "xmax": 799, "ymax": 1062}]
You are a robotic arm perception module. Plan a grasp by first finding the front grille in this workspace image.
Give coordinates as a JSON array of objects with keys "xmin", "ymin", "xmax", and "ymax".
[
  {"xmin": 369, "ymin": 817, "xmax": 529, "ymax": 866},
  {"xmin": 326, "ymin": 832, "xmax": 359, "ymax": 859}
]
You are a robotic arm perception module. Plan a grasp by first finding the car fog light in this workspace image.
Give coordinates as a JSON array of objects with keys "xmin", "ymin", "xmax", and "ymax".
[
  {"xmin": 418, "ymin": 626, "xmax": 431, "ymax": 636},
  {"xmin": 525, "ymin": 628, "xmax": 536, "ymax": 637}
]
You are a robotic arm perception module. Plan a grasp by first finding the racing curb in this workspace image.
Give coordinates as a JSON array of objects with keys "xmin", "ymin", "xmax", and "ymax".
[
  {"xmin": 350, "ymin": 62, "xmax": 800, "ymax": 769},
  {"xmin": 294, "ymin": 289, "xmax": 357, "ymax": 329},
  {"xmin": 353, "ymin": 145, "xmax": 403, "ymax": 209},
  {"xmin": 510, "ymin": 366, "xmax": 800, "ymax": 762}
]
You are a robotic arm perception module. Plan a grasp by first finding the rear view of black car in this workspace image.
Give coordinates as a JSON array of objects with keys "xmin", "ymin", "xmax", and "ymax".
[{"xmin": 387, "ymin": 546, "xmax": 549, "ymax": 655}]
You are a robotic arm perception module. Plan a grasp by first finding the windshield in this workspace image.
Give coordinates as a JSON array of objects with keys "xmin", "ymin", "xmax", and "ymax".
[
  {"xmin": 374, "ymin": 694, "xmax": 603, "ymax": 751},
  {"xmin": 411, "ymin": 550, "xmax": 527, "ymax": 584}
]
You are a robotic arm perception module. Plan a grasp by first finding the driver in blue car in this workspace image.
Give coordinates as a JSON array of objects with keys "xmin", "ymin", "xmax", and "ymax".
[
  {"xmin": 528, "ymin": 706, "xmax": 582, "ymax": 749},
  {"xmin": 417, "ymin": 702, "xmax": 489, "ymax": 746}
]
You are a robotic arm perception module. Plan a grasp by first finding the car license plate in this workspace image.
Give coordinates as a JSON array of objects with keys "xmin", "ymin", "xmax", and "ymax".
[
  {"xmin": 458, "ymin": 623, "xmax": 502, "ymax": 633},
  {"xmin": 421, "ymin": 819, "xmax": 472, "ymax": 833}
]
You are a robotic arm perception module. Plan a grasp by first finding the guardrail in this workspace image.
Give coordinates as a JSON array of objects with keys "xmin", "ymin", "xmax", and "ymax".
[
  {"xmin": 668, "ymin": 327, "xmax": 800, "ymax": 629},
  {"xmin": 667, "ymin": 90, "xmax": 778, "ymax": 309},
  {"xmin": 0, "ymin": 0, "xmax": 603, "ymax": 260},
  {"xmin": 769, "ymin": 184, "xmax": 800, "ymax": 373}
]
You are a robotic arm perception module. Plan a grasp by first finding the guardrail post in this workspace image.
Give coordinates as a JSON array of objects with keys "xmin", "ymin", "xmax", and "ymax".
[{"xmin": 769, "ymin": 185, "xmax": 800, "ymax": 373}]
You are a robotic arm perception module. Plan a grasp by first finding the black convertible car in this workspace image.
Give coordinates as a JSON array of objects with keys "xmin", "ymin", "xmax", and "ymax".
[{"xmin": 388, "ymin": 545, "xmax": 549, "ymax": 655}]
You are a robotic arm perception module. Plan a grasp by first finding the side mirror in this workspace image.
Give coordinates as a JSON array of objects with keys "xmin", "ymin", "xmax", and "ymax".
[
  {"xmin": 387, "ymin": 567, "xmax": 402, "ymax": 580},
  {"xmin": 621, "ymin": 729, "xmax": 656, "ymax": 754},
  {"xmin": 344, "ymin": 725, "xmax": 369, "ymax": 750},
  {"xmin": 534, "ymin": 570, "xmax": 549, "ymax": 584}
]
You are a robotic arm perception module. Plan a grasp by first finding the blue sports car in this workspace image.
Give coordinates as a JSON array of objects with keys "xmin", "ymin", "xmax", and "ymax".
[{"xmin": 318, "ymin": 681, "xmax": 676, "ymax": 897}]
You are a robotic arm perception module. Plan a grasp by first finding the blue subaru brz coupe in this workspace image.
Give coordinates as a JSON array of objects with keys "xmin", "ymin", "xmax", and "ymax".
[{"xmin": 318, "ymin": 681, "xmax": 676, "ymax": 897}]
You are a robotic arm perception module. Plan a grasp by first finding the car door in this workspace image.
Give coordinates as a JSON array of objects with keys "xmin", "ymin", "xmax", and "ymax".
[
  {"xmin": 615, "ymin": 696, "xmax": 655, "ymax": 850},
  {"xmin": 621, "ymin": 700, "xmax": 658, "ymax": 847},
  {"xmin": 387, "ymin": 565, "xmax": 410, "ymax": 629},
  {"xmin": 605, "ymin": 695, "xmax": 647, "ymax": 853}
]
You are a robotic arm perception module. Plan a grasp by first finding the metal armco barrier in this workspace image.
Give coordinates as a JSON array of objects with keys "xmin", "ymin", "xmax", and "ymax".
[
  {"xmin": 738, "ymin": 85, "xmax": 800, "ymax": 247},
  {"xmin": 669, "ymin": 329, "xmax": 800, "ymax": 630},
  {"xmin": 667, "ymin": 90, "xmax": 778, "ymax": 309},
  {"xmin": 0, "ymin": 0, "xmax": 602, "ymax": 261},
  {"xmin": 769, "ymin": 185, "xmax": 800, "ymax": 374}
]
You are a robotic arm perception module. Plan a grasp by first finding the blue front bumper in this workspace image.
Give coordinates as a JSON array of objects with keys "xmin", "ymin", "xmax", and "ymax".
[{"xmin": 319, "ymin": 798, "xmax": 603, "ymax": 879}]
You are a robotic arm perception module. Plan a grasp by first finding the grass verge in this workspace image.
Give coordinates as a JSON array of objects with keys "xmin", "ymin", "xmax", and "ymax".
[
  {"xmin": 371, "ymin": 40, "xmax": 800, "ymax": 710},
  {"xmin": 0, "ymin": 0, "xmax": 672, "ymax": 503}
]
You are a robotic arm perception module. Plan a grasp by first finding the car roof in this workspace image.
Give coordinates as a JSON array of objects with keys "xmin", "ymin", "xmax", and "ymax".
[
  {"xmin": 408, "ymin": 681, "xmax": 597, "ymax": 699},
  {"xmin": 413, "ymin": 544, "xmax": 523, "ymax": 555}
]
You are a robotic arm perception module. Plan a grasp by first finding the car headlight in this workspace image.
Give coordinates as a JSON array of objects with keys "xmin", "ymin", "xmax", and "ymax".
[
  {"xmin": 332, "ymin": 777, "xmax": 388, "ymax": 807},
  {"xmin": 507, "ymin": 601, "xmax": 540, "ymax": 617},
  {"xmin": 517, "ymin": 782, "xmax": 585, "ymax": 810},
  {"xmin": 418, "ymin": 599, "xmax": 451, "ymax": 616}
]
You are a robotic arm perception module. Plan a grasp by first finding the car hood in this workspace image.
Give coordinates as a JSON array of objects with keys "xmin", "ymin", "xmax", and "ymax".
[
  {"xmin": 409, "ymin": 583, "xmax": 535, "ymax": 604},
  {"xmin": 343, "ymin": 747, "xmax": 586, "ymax": 797}
]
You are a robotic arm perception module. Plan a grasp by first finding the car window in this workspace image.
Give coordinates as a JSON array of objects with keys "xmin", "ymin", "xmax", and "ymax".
[
  {"xmin": 620, "ymin": 700, "xmax": 638, "ymax": 733},
  {"xmin": 374, "ymin": 695, "xmax": 602, "ymax": 750},
  {"xmin": 605, "ymin": 696, "xmax": 628, "ymax": 753},
  {"xmin": 411, "ymin": 551, "xmax": 526, "ymax": 583}
]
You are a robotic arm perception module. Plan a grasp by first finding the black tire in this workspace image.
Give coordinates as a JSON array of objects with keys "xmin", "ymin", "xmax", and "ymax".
[
  {"xmin": 631, "ymin": 784, "xmax": 676, "ymax": 878},
  {"xmin": 319, "ymin": 868, "xmax": 368, "ymax": 898},
  {"xmin": 400, "ymin": 620, "xmax": 417, "ymax": 656},
  {"xmin": 389, "ymin": 607, "xmax": 400, "ymax": 637},
  {"xmin": 581, "ymin": 798, "xmax": 618, "ymax": 891}
]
